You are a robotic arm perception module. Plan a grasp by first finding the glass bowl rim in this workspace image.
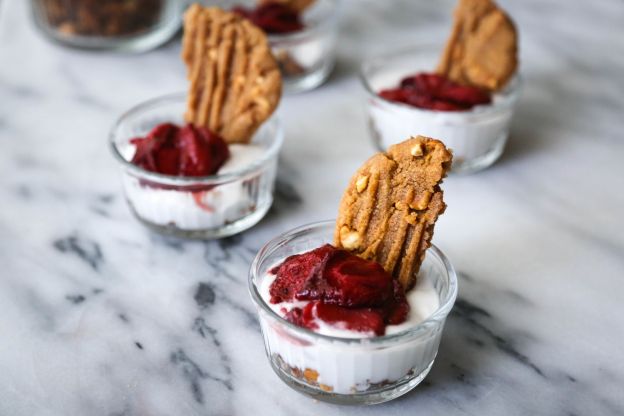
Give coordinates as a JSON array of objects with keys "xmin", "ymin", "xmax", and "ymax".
[
  {"xmin": 248, "ymin": 219, "xmax": 459, "ymax": 345},
  {"xmin": 359, "ymin": 43, "xmax": 522, "ymax": 118},
  {"xmin": 109, "ymin": 92, "xmax": 284, "ymax": 185}
]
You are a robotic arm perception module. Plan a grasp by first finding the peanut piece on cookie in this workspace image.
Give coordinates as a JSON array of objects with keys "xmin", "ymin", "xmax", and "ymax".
[
  {"xmin": 437, "ymin": 0, "xmax": 518, "ymax": 92},
  {"xmin": 334, "ymin": 136, "xmax": 452, "ymax": 290},
  {"xmin": 356, "ymin": 175, "xmax": 369, "ymax": 193},
  {"xmin": 182, "ymin": 5, "xmax": 282, "ymax": 143}
]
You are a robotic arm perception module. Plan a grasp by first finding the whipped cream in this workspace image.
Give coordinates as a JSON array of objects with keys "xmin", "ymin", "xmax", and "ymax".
[
  {"xmin": 259, "ymin": 269, "xmax": 439, "ymax": 338},
  {"xmin": 122, "ymin": 144, "xmax": 266, "ymax": 230},
  {"xmin": 257, "ymin": 259, "xmax": 442, "ymax": 394},
  {"xmin": 369, "ymin": 96, "xmax": 513, "ymax": 171}
]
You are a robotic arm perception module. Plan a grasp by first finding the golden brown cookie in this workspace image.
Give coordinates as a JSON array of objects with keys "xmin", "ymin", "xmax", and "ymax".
[
  {"xmin": 334, "ymin": 137, "xmax": 452, "ymax": 290},
  {"xmin": 258, "ymin": 0, "xmax": 316, "ymax": 13},
  {"xmin": 182, "ymin": 5, "xmax": 282, "ymax": 143},
  {"xmin": 437, "ymin": 0, "xmax": 518, "ymax": 92}
]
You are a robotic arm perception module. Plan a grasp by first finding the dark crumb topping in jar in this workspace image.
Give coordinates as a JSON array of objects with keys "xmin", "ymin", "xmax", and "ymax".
[{"xmin": 36, "ymin": 0, "xmax": 164, "ymax": 37}]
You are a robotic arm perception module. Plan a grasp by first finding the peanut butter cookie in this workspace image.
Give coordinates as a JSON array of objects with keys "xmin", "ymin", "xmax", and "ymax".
[
  {"xmin": 437, "ymin": 0, "xmax": 518, "ymax": 92},
  {"xmin": 334, "ymin": 137, "xmax": 452, "ymax": 290},
  {"xmin": 258, "ymin": 0, "xmax": 316, "ymax": 13},
  {"xmin": 182, "ymin": 5, "xmax": 282, "ymax": 143}
]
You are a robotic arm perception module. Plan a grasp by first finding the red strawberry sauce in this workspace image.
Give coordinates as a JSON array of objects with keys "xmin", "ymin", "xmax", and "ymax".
[
  {"xmin": 129, "ymin": 123, "xmax": 231, "ymax": 212},
  {"xmin": 130, "ymin": 123, "xmax": 230, "ymax": 177},
  {"xmin": 269, "ymin": 244, "xmax": 410, "ymax": 336},
  {"xmin": 379, "ymin": 72, "xmax": 492, "ymax": 111},
  {"xmin": 232, "ymin": 4, "xmax": 304, "ymax": 34}
]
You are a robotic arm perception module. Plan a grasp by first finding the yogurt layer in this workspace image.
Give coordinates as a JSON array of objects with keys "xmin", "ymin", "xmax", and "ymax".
[
  {"xmin": 123, "ymin": 144, "xmax": 266, "ymax": 230},
  {"xmin": 259, "ymin": 268, "xmax": 439, "ymax": 338},
  {"xmin": 257, "ymin": 254, "xmax": 442, "ymax": 394},
  {"xmin": 369, "ymin": 95, "xmax": 513, "ymax": 166}
]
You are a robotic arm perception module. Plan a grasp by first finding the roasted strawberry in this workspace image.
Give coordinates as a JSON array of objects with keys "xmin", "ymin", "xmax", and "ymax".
[{"xmin": 380, "ymin": 72, "xmax": 492, "ymax": 111}]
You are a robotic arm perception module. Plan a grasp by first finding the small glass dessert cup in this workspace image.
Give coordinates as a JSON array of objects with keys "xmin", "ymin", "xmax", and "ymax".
[
  {"xmin": 217, "ymin": 0, "xmax": 341, "ymax": 93},
  {"xmin": 361, "ymin": 44, "xmax": 521, "ymax": 174},
  {"xmin": 109, "ymin": 93, "xmax": 283, "ymax": 239},
  {"xmin": 248, "ymin": 220, "xmax": 458, "ymax": 405}
]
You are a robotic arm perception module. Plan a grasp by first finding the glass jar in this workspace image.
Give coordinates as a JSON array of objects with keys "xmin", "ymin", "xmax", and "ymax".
[
  {"xmin": 210, "ymin": 0, "xmax": 342, "ymax": 93},
  {"xmin": 109, "ymin": 93, "xmax": 283, "ymax": 239},
  {"xmin": 361, "ymin": 44, "xmax": 521, "ymax": 174},
  {"xmin": 248, "ymin": 220, "xmax": 458, "ymax": 404},
  {"xmin": 30, "ymin": 0, "xmax": 182, "ymax": 52}
]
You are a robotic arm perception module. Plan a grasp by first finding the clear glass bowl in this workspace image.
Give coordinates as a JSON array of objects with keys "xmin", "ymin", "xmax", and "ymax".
[
  {"xmin": 211, "ymin": 0, "xmax": 341, "ymax": 93},
  {"xmin": 30, "ymin": 0, "xmax": 182, "ymax": 52},
  {"xmin": 361, "ymin": 44, "xmax": 521, "ymax": 174},
  {"xmin": 109, "ymin": 93, "xmax": 283, "ymax": 239},
  {"xmin": 248, "ymin": 220, "xmax": 458, "ymax": 405}
]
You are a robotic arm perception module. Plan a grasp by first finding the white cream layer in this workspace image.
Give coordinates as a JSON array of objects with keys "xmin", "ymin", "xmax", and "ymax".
[
  {"xmin": 257, "ymin": 258, "xmax": 442, "ymax": 394},
  {"xmin": 123, "ymin": 144, "xmax": 265, "ymax": 230},
  {"xmin": 259, "ymin": 269, "xmax": 439, "ymax": 338},
  {"xmin": 368, "ymin": 66, "xmax": 515, "ymax": 168}
]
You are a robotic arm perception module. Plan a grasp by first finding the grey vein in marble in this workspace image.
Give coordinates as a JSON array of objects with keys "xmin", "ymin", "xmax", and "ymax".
[{"xmin": 1, "ymin": 0, "xmax": 623, "ymax": 415}]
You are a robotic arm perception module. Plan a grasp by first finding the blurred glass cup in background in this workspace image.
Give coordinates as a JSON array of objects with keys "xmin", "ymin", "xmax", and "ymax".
[{"xmin": 30, "ymin": 0, "xmax": 182, "ymax": 52}]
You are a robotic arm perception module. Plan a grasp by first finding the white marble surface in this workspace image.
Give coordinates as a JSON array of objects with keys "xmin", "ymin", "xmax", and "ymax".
[{"xmin": 1, "ymin": 0, "xmax": 624, "ymax": 414}]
